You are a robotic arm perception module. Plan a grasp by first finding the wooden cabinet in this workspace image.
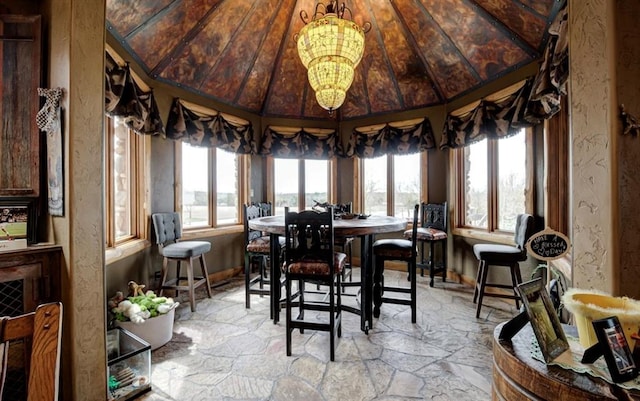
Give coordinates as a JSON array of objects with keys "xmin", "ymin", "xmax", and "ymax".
[
  {"xmin": 0, "ymin": 15, "xmax": 42, "ymax": 197},
  {"xmin": 0, "ymin": 245, "xmax": 61, "ymax": 316}
]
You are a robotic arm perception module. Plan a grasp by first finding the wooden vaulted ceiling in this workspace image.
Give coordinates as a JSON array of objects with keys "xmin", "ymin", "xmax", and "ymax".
[{"xmin": 106, "ymin": 0, "xmax": 563, "ymax": 121}]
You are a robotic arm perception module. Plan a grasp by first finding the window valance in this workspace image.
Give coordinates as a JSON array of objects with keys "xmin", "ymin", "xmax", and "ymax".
[
  {"xmin": 166, "ymin": 99, "xmax": 257, "ymax": 154},
  {"xmin": 259, "ymin": 126, "xmax": 343, "ymax": 159},
  {"xmin": 439, "ymin": 80, "xmax": 532, "ymax": 149},
  {"xmin": 524, "ymin": 6, "xmax": 568, "ymax": 125},
  {"xmin": 105, "ymin": 51, "xmax": 164, "ymax": 136},
  {"xmin": 347, "ymin": 118, "xmax": 435, "ymax": 158},
  {"xmin": 440, "ymin": 4, "xmax": 568, "ymax": 149}
]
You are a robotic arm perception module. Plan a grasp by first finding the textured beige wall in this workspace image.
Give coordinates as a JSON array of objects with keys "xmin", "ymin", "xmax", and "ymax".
[
  {"xmin": 569, "ymin": 0, "xmax": 640, "ymax": 297},
  {"xmin": 44, "ymin": 0, "xmax": 108, "ymax": 399},
  {"xmin": 569, "ymin": 0, "xmax": 618, "ymax": 293},
  {"xmin": 615, "ymin": 0, "xmax": 640, "ymax": 298}
]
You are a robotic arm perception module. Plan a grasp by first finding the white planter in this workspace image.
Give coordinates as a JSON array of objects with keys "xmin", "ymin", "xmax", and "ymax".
[{"xmin": 116, "ymin": 308, "xmax": 175, "ymax": 351}]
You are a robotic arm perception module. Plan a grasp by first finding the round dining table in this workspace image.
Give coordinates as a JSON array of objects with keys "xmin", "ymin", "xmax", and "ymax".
[{"xmin": 248, "ymin": 214, "xmax": 407, "ymax": 333}]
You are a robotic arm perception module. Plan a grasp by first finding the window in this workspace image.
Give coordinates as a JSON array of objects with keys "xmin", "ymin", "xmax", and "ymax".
[
  {"xmin": 361, "ymin": 153, "xmax": 424, "ymax": 218},
  {"xmin": 105, "ymin": 116, "xmax": 145, "ymax": 247},
  {"xmin": 179, "ymin": 143, "xmax": 246, "ymax": 228},
  {"xmin": 456, "ymin": 128, "xmax": 529, "ymax": 232},
  {"xmin": 272, "ymin": 158, "xmax": 333, "ymax": 215}
]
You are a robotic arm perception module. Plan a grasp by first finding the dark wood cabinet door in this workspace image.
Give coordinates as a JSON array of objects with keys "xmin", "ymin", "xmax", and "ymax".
[{"xmin": 0, "ymin": 15, "xmax": 41, "ymax": 196}]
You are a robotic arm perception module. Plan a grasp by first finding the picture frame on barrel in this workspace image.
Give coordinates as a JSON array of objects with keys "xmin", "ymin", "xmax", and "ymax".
[
  {"xmin": 582, "ymin": 316, "xmax": 638, "ymax": 383},
  {"xmin": 516, "ymin": 278, "xmax": 569, "ymax": 363}
]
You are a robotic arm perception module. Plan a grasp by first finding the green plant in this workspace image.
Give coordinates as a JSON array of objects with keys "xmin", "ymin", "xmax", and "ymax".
[{"xmin": 109, "ymin": 290, "xmax": 178, "ymax": 324}]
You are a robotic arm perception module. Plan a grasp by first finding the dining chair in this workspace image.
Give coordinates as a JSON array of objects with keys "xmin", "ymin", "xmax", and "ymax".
[
  {"xmin": 0, "ymin": 302, "xmax": 63, "ymax": 401},
  {"xmin": 244, "ymin": 203, "xmax": 285, "ymax": 309},
  {"xmin": 283, "ymin": 207, "xmax": 346, "ymax": 361},
  {"xmin": 405, "ymin": 202, "xmax": 448, "ymax": 287},
  {"xmin": 472, "ymin": 213, "xmax": 536, "ymax": 318},
  {"xmin": 373, "ymin": 204, "xmax": 419, "ymax": 323},
  {"xmin": 152, "ymin": 212, "xmax": 212, "ymax": 312}
]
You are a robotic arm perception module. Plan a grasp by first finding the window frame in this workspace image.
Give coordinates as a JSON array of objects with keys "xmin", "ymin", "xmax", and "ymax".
[
  {"xmin": 175, "ymin": 142, "xmax": 249, "ymax": 230},
  {"xmin": 355, "ymin": 152, "xmax": 428, "ymax": 218},
  {"xmin": 104, "ymin": 115, "xmax": 149, "ymax": 249},
  {"xmin": 266, "ymin": 156, "xmax": 338, "ymax": 213},
  {"xmin": 452, "ymin": 127, "xmax": 535, "ymax": 239}
]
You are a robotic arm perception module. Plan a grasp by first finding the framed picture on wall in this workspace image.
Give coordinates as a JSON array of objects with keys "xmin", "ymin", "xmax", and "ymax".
[
  {"xmin": 0, "ymin": 198, "xmax": 37, "ymax": 245},
  {"xmin": 516, "ymin": 278, "xmax": 569, "ymax": 363}
]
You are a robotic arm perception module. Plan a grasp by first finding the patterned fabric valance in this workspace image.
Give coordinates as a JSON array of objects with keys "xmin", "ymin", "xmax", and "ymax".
[
  {"xmin": 440, "ymin": 81, "xmax": 532, "ymax": 149},
  {"xmin": 104, "ymin": 52, "xmax": 164, "ymax": 136},
  {"xmin": 522, "ymin": 5, "xmax": 568, "ymax": 124},
  {"xmin": 440, "ymin": 3, "xmax": 568, "ymax": 149},
  {"xmin": 166, "ymin": 99, "xmax": 257, "ymax": 154},
  {"xmin": 259, "ymin": 126, "xmax": 343, "ymax": 159},
  {"xmin": 347, "ymin": 118, "xmax": 436, "ymax": 158}
]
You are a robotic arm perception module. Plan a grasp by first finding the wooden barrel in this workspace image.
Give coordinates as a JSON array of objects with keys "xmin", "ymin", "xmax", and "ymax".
[{"xmin": 492, "ymin": 322, "xmax": 640, "ymax": 400}]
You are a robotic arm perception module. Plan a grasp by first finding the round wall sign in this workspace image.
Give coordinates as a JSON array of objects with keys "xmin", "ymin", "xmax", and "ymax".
[{"xmin": 525, "ymin": 228, "xmax": 571, "ymax": 261}]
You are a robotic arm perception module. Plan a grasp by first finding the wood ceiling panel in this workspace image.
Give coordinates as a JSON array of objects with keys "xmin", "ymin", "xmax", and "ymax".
[
  {"xmin": 106, "ymin": 0, "xmax": 174, "ymax": 37},
  {"xmin": 475, "ymin": 0, "xmax": 548, "ymax": 49},
  {"xmin": 425, "ymin": 0, "xmax": 531, "ymax": 80},
  {"xmin": 126, "ymin": 0, "xmax": 223, "ymax": 71},
  {"xmin": 369, "ymin": 0, "xmax": 440, "ymax": 109},
  {"xmin": 158, "ymin": 1, "xmax": 253, "ymax": 91},
  {"xmin": 106, "ymin": 0, "xmax": 563, "ymax": 121}
]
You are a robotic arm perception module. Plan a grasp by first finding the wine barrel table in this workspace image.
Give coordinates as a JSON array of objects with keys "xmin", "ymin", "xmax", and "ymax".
[{"xmin": 493, "ymin": 322, "xmax": 640, "ymax": 400}]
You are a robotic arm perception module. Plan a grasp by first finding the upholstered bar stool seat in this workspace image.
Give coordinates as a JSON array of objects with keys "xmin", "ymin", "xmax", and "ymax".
[
  {"xmin": 288, "ymin": 253, "xmax": 346, "ymax": 275},
  {"xmin": 246, "ymin": 236, "xmax": 275, "ymax": 253},
  {"xmin": 374, "ymin": 239, "xmax": 413, "ymax": 259},
  {"xmin": 473, "ymin": 244, "xmax": 526, "ymax": 263},
  {"xmin": 162, "ymin": 241, "xmax": 211, "ymax": 258},
  {"xmin": 152, "ymin": 212, "xmax": 212, "ymax": 312}
]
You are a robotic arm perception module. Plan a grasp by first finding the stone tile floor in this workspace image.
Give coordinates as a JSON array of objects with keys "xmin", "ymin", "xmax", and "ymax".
[{"xmin": 134, "ymin": 269, "xmax": 519, "ymax": 401}]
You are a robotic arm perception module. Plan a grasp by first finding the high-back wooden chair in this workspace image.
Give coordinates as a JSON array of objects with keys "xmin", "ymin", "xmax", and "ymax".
[
  {"xmin": 405, "ymin": 202, "xmax": 448, "ymax": 287},
  {"xmin": 283, "ymin": 207, "xmax": 346, "ymax": 361},
  {"xmin": 244, "ymin": 203, "xmax": 278, "ymax": 308},
  {"xmin": 0, "ymin": 302, "xmax": 63, "ymax": 401}
]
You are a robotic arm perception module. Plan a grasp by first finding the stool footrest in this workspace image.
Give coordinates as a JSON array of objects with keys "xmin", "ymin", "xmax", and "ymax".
[
  {"xmin": 161, "ymin": 277, "xmax": 207, "ymax": 290},
  {"xmin": 479, "ymin": 292, "xmax": 520, "ymax": 300},
  {"xmin": 478, "ymin": 283, "xmax": 516, "ymax": 290},
  {"xmin": 381, "ymin": 296, "xmax": 412, "ymax": 306}
]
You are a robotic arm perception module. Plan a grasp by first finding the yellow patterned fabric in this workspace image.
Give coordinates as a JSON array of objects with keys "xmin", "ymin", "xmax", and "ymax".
[
  {"xmin": 287, "ymin": 252, "xmax": 346, "ymax": 275},
  {"xmin": 404, "ymin": 227, "xmax": 447, "ymax": 241}
]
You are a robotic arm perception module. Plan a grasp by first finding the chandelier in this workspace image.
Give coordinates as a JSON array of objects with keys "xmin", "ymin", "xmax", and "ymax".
[{"xmin": 296, "ymin": 1, "xmax": 370, "ymax": 114}]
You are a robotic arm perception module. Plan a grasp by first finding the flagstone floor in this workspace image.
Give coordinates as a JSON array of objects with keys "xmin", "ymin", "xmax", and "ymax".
[{"xmin": 133, "ymin": 269, "xmax": 518, "ymax": 401}]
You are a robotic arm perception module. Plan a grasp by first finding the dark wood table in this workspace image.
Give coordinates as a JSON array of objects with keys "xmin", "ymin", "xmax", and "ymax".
[
  {"xmin": 248, "ymin": 215, "xmax": 407, "ymax": 333},
  {"xmin": 493, "ymin": 322, "xmax": 640, "ymax": 400}
]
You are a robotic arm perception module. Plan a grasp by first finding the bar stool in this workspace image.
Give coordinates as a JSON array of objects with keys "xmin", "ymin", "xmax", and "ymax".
[
  {"xmin": 405, "ymin": 202, "xmax": 448, "ymax": 287},
  {"xmin": 244, "ymin": 202, "xmax": 285, "ymax": 309},
  {"xmin": 472, "ymin": 214, "xmax": 535, "ymax": 318},
  {"xmin": 373, "ymin": 204, "xmax": 419, "ymax": 323},
  {"xmin": 152, "ymin": 212, "xmax": 212, "ymax": 312}
]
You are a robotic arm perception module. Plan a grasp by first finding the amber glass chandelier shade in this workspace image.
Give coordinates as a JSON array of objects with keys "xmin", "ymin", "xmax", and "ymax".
[{"xmin": 296, "ymin": 12, "xmax": 366, "ymax": 111}]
